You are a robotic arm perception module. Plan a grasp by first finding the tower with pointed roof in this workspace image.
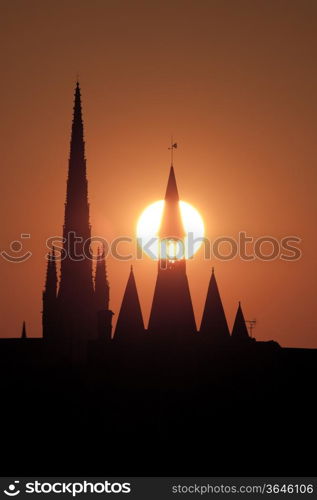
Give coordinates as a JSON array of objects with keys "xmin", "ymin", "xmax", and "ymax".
[
  {"xmin": 231, "ymin": 302, "xmax": 250, "ymax": 341},
  {"xmin": 148, "ymin": 165, "xmax": 196, "ymax": 339},
  {"xmin": 42, "ymin": 83, "xmax": 113, "ymax": 345},
  {"xmin": 200, "ymin": 268, "xmax": 230, "ymax": 343},
  {"xmin": 114, "ymin": 266, "xmax": 145, "ymax": 341},
  {"xmin": 42, "ymin": 248, "xmax": 57, "ymax": 340},
  {"xmin": 56, "ymin": 82, "xmax": 96, "ymax": 343}
]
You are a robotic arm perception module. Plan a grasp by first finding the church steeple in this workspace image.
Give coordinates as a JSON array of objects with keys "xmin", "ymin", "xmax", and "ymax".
[
  {"xmin": 56, "ymin": 82, "xmax": 96, "ymax": 342},
  {"xmin": 63, "ymin": 81, "xmax": 90, "ymax": 232},
  {"xmin": 200, "ymin": 268, "xmax": 230, "ymax": 343},
  {"xmin": 148, "ymin": 165, "xmax": 196, "ymax": 338},
  {"xmin": 71, "ymin": 82, "xmax": 84, "ymax": 153},
  {"xmin": 114, "ymin": 266, "xmax": 145, "ymax": 341},
  {"xmin": 164, "ymin": 166, "xmax": 180, "ymax": 202},
  {"xmin": 159, "ymin": 166, "xmax": 185, "ymax": 242},
  {"xmin": 231, "ymin": 302, "xmax": 250, "ymax": 340},
  {"xmin": 42, "ymin": 248, "xmax": 57, "ymax": 340}
]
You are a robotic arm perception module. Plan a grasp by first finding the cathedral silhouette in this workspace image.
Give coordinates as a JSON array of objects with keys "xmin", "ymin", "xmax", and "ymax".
[
  {"xmin": 1, "ymin": 83, "xmax": 316, "ymax": 477},
  {"xmin": 41, "ymin": 82, "xmax": 253, "ymax": 354}
]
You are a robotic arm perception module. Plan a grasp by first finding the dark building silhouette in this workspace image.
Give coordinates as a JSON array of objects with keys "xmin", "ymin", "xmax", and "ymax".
[
  {"xmin": 57, "ymin": 82, "xmax": 95, "ymax": 343},
  {"xmin": 40, "ymin": 83, "xmax": 258, "ymax": 348},
  {"xmin": 148, "ymin": 166, "xmax": 196, "ymax": 338},
  {"xmin": 42, "ymin": 83, "xmax": 112, "ymax": 346},
  {"xmin": 200, "ymin": 267, "xmax": 230, "ymax": 343},
  {"xmin": 3, "ymin": 81, "xmax": 315, "ymax": 479},
  {"xmin": 231, "ymin": 301, "xmax": 250, "ymax": 340},
  {"xmin": 114, "ymin": 266, "xmax": 145, "ymax": 341}
]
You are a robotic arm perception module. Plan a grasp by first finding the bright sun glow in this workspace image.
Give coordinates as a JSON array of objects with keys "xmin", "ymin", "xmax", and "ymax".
[{"xmin": 137, "ymin": 200, "xmax": 204, "ymax": 260}]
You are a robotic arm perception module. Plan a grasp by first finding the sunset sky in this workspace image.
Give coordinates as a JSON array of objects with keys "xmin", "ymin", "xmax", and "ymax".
[{"xmin": 1, "ymin": 0, "xmax": 316, "ymax": 347}]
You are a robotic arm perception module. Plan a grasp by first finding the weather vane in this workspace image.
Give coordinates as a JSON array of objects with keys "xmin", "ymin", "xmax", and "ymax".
[{"xmin": 168, "ymin": 137, "xmax": 178, "ymax": 166}]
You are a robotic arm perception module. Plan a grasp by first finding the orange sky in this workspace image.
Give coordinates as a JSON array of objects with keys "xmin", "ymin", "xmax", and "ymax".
[{"xmin": 0, "ymin": 0, "xmax": 316, "ymax": 347}]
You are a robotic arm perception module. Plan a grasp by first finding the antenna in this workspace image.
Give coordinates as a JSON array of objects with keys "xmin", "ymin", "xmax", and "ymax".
[
  {"xmin": 168, "ymin": 136, "xmax": 178, "ymax": 166},
  {"xmin": 246, "ymin": 319, "xmax": 256, "ymax": 338}
]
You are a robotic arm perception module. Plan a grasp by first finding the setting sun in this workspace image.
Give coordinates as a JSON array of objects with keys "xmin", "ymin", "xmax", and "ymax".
[{"xmin": 137, "ymin": 200, "xmax": 204, "ymax": 260}]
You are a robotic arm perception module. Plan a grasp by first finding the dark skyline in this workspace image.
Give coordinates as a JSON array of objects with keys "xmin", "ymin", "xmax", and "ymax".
[
  {"xmin": 42, "ymin": 82, "xmax": 251, "ymax": 346},
  {"xmin": 0, "ymin": 0, "xmax": 316, "ymax": 347}
]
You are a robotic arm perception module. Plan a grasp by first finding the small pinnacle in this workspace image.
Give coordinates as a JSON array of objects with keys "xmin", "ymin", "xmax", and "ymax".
[{"xmin": 21, "ymin": 321, "xmax": 27, "ymax": 339}]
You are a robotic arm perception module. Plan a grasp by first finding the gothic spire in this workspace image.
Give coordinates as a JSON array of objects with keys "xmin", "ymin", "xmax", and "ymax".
[
  {"xmin": 70, "ymin": 81, "xmax": 85, "ymax": 168},
  {"xmin": 200, "ymin": 268, "xmax": 230, "ymax": 342},
  {"xmin": 57, "ymin": 82, "xmax": 95, "ymax": 342},
  {"xmin": 148, "ymin": 165, "xmax": 196, "ymax": 338},
  {"xmin": 63, "ymin": 81, "xmax": 90, "ymax": 231},
  {"xmin": 231, "ymin": 302, "xmax": 250, "ymax": 340},
  {"xmin": 164, "ymin": 166, "xmax": 180, "ymax": 202},
  {"xmin": 114, "ymin": 266, "xmax": 145, "ymax": 341},
  {"xmin": 95, "ymin": 245, "xmax": 109, "ymax": 311}
]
